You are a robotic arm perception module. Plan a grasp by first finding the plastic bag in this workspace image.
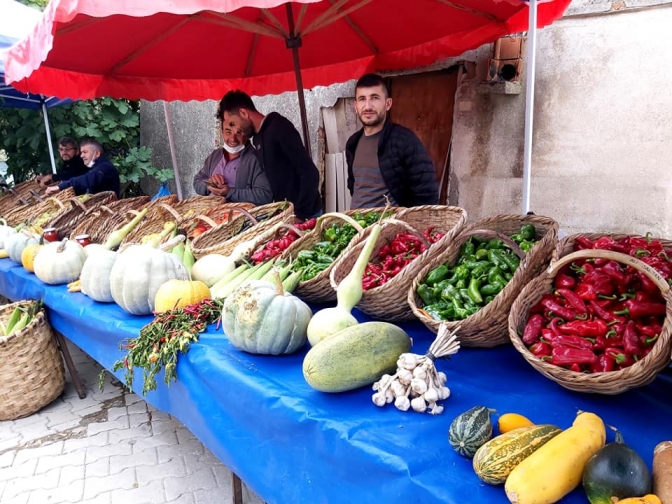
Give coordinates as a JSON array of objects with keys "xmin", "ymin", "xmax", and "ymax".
[{"xmin": 151, "ymin": 181, "xmax": 171, "ymax": 201}]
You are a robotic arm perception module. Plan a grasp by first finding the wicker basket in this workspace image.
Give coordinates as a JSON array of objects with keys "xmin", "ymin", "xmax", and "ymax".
[
  {"xmin": 551, "ymin": 233, "xmax": 672, "ymax": 263},
  {"xmin": 278, "ymin": 208, "xmax": 399, "ymax": 304},
  {"xmin": 508, "ymin": 249, "xmax": 672, "ymax": 394},
  {"xmin": 68, "ymin": 196, "xmax": 151, "ymax": 242},
  {"xmin": 408, "ymin": 214, "xmax": 559, "ymax": 347},
  {"xmin": 0, "ymin": 188, "xmax": 36, "ymax": 218},
  {"xmin": 190, "ymin": 201, "xmax": 294, "ymax": 259},
  {"xmin": 43, "ymin": 191, "xmax": 117, "ymax": 240},
  {"xmin": 183, "ymin": 202, "xmax": 256, "ymax": 240},
  {"xmin": 0, "ymin": 301, "xmax": 65, "ymax": 420},
  {"xmin": 4, "ymin": 188, "xmax": 76, "ymax": 227},
  {"xmin": 330, "ymin": 206, "xmax": 467, "ymax": 322}
]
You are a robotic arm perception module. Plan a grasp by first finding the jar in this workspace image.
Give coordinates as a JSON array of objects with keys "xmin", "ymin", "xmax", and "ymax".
[
  {"xmin": 42, "ymin": 228, "xmax": 59, "ymax": 242},
  {"xmin": 73, "ymin": 234, "xmax": 92, "ymax": 247}
]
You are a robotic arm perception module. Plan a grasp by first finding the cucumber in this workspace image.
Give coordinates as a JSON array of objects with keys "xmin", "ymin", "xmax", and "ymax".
[{"xmin": 302, "ymin": 321, "xmax": 411, "ymax": 393}]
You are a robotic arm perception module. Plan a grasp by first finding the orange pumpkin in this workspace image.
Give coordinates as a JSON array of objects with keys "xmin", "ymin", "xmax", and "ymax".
[{"xmin": 21, "ymin": 243, "xmax": 43, "ymax": 273}]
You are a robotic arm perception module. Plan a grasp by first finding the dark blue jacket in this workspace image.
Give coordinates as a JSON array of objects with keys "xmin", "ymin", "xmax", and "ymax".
[{"xmin": 59, "ymin": 156, "xmax": 120, "ymax": 197}]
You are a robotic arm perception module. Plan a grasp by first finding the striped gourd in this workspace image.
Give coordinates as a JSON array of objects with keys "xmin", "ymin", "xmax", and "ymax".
[
  {"xmin": 448, "ymin": 406, "xmax": 495, "ymax": 458},
  {"xmin": 472, "ymin": 424, "xmax": 562, "ymax": 485}
]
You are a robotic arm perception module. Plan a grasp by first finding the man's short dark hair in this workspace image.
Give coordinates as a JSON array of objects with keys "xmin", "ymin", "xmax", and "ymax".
[
  {"xmin": 58, "ymin": 136, "xmax": 78, "ymax": 149},
  {"xmin": 355, "ymin": 73, "xmax": 390, "ymax": 97},
  {"xmin": 216, "ymin": 91, "xmax": 258, "ymax": 121},
  {"xmin": 80, "ymin": 138, "xmax": 104, "ymax": 154}
]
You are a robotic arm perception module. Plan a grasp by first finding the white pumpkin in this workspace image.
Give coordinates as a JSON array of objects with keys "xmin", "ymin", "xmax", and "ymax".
[
  {"xmin": 80, "ymin": 249, "xmax": 118, "ymax": 302},
  {"xmin": 0, "ymin": 224, "xmax": 17, "ymax": 249},
  {"xmin": 33, "ymin": 239, "xmax": 87, "ymax": 285},
  {"xmin": 109, "ymin": 244, "xmax": 189, "ymax": 315},
  {"xmin": 5, "ymin": 232, "xmax": 39, "ymax": 263}
]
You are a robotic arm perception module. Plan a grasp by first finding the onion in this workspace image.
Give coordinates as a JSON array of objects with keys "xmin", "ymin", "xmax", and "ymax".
[{"xmin": 191, "ymin": 253, "xmax": 237, "ymax": 287}]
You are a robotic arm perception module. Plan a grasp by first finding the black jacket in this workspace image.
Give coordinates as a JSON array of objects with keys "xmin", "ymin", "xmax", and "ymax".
[
  {"xmin": 53, "ymin": 155, "xmax": 87, "ymax": 182},
  {"xmin": 58, "ymin": 156, "xmax": 120, "ymax": 197},
  {"xmin": 252, "ymin": 112, "xmax": 322, "ymax": 219},
  {"xmin": 345, "ymin": 120, "xmax": 439, "ymax": 207}
]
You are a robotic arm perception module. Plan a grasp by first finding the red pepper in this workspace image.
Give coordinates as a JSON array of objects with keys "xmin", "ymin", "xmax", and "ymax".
[
  {"xmin": 641, "ymin": 333, "xmax": 659, "ymax": 347},
  {"xmin": 529, "ymin": 341, "xmax": 552, "ymax": 358},
  {"xmin": 623, "ymin": 320, "xmax": 641, "ymax": 355},
  {"xmin": 551, "ymin": 346, "xmax": 597, "ymax": 366},
  {"xmin": 575, "ymin": 282, "xmax": 598, "ymax": 301},
  {"xmin": 554, "ymin": 273, "xmax": 577, "ymax": 289},
  {"xmin": 549, "ymin": 317, "xmax": 564, "ymax": 339},
  {"xmin": 588, "ymin": 300, "xmax": 625, "ymax": 324},
  {"xmin": 558, "ymin": 319, "xmax": 607, "ymax": 337},
  {"xmin": 540, "ymin": 297, "xmax": 577, "ymax": 321},
  {"xmin": 551, "ymin": 335, "xmax": 594, "ymax": 350},
  {"xmin": 636, "ymin": 322, "xmax": 663, "ymax": 338},
  {"xmin": 556, "ymin": 288, "xmax": 588, "ymax": 314},
  {"xmin": 600, "ymin": 261, "xmax": 628, "ymax": 285},
  {"xmin": 540, "ymin": 328, "xmax": 554, "ymax": 342},
  {"xmin": 569, "ymin": 363, "xmax": 583, "ymax": 373},
  {"xmin": 522, "ymin": 314, "xmax": 545, "ymax": 345},
  {"xmin": 575, "ymin": 236, "xmax": 596, "ymax": 250},
  {"xmin": 637, "ymin": 271, "xmax": 660, "ymax": 294},
  {"xmin": 590, "ymin": 353, "xmax": 616, "ymax": 373},
  {"xmin": 614, "ymin": 300, "xmax": 666, "ymax": 319},
  {"xmin": 605, "ymin": 348, "xmax": 636, "ymax": 369}
]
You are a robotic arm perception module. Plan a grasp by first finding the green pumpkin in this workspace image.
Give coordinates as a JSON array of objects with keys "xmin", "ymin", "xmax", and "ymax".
[
  {"xmin": 449, "ymin": 406, "xmax": 495, "ymax": 458},
  {"xmin": 223, "ymin": 279, "xmax": 312, "ymax": 355}
]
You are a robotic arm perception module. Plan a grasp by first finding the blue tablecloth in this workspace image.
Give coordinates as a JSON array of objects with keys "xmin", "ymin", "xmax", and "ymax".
[{"xmin": 1, "ymin": 258, "xmax": 670, "ymax": 504}]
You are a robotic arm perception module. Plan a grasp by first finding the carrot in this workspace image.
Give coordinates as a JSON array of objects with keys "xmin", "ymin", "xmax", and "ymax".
[{"xmin": 653, "ymin": 441, "xmax": 672, "ymax": 504}]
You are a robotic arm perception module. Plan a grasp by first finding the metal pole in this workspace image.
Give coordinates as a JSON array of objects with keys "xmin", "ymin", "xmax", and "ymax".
[
  {"xmin": 162, "ymin": 101, "xmax": 184, "ymax": 200},
  {"xmin": 41, "ymin": 101, "xmax": 58, "ymax": 175},
  {"xmin": 521, "ymin": 0, "xmax": 538, "ymax": 215},
  {"xmin": 286, "ymin": 3, "xmax": 312, "ymax": 158}
]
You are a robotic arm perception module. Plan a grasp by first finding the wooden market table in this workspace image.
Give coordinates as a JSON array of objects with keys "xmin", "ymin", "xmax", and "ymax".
[{"xmin": 0, "ymin": 258, "xmax": 670, "ymax": 504}]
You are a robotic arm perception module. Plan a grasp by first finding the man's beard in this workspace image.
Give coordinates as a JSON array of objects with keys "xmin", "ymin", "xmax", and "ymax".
[
  {"xmin": 241, "ymin": 118, "xmax": 256, "ymax": 137},
  {"xmin": 360, "ymin": 110, "xmax": 386, "ymax": 127}
]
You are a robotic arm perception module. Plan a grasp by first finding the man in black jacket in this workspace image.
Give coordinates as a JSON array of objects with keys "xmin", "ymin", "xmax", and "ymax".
[
  {"xmin": 346, "ymin": 74, "xmax": 439, "ymax": 208},
  {"xmin": 37, "ymin": 137, "xmax": 88, "ymax": 188},
  {"xmin": 219, "ymin": 91, "xmax": 322, "ymax": 220}
]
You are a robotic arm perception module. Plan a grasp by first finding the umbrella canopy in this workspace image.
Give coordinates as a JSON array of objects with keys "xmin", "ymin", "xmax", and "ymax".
[{"xmin": 4, "ymin": 0, "xmax": 571, "ymax": 102}]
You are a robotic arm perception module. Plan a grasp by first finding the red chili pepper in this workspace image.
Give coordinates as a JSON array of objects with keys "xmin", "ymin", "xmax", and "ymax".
[
  {"xmin": 554, "ymin": 273, "xmax": 577, "ymax": 289},
  {"xmin": 635, "ymin": 271, "xmax": 660, "ymax": 294},
  {"xmin": 575, "ymin": 282, "xmax": 598, "ymax": 301},
  {"xmin": 551, "ymin": 346, "xmax": 597, "ymax": 366},
  {"xmin": 588, "ymin": 300, "xmax": 625, "ymax": 324},
  {"xmin": 614, "ymin": 300, "xmax": 666, "ymax": 319},
  {"xmin": 529, "ymin": 341, "xmax": 552, "ymax": 358},
  {"xmin": 522, "ymin": 314, "xmax": 545, "ymax": 345},
  {"xmin": 636, "ymin": 322, "xmax": 663, "ymax": 338},
  {"xmin": 600, "ymin": 261, "xmax": 628, "ymax": 285},
  {"xmin": 556, "ymin": 288, "xmax": 588, "ymax": 314},
  {"xmin": 623, "ymin": 320, "xmax": 641, "ymax": 355},
  {"xmin": 540, "ymin": 328, "xmax": 554, "ymax": 341},
  {"xmin": 551, "ymin": 335, "xmax": 594, "ymax": 350},
  {"xmin": 548, "ymin": 317, "xmax": 564, "ymax": 339},
  {"xmin": 540, "ymin": 298, "xmax": 577, "ymax": 320},
  {"xmin": 558, "ymin": 319, "xmax": 607, "ymax": 338},
  {"xmin": 641, "ymin": 334, "xmax": 659, "ymax": 346},
  {"xmin": 605, "ymin": 348, "xmax": 635, "ymax": 369},
  {"xmin": 575, "ymin": 236, "xmax": 596, "ymax": 250},
  {"xmin": 590, "ymin": 353, "xmax": 616, "ymax": 373}
]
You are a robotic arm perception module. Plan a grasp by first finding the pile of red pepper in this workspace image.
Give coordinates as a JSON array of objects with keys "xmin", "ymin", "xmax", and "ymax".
[
  {"xmin": 523, "ymin": 234, "xmax": 671, "ymax": 373},
  {"xmin": 362, "ymin": 226, "xmax": 444, "ymax": 290},
  {"xmin": 250, "ymin": 218, "xmax": 316, "ymax": 264}
]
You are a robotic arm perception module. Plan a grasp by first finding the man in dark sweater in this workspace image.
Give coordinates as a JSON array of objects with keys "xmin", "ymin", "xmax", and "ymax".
[
  {"xmin": 45, "ymin": 139, "xmax": 120, "ymax": 197},
  {"xmin": 219, "ymin": 91, "xmax": 322, "ymax": 220},
  {"xmin": 37, "ymin": 136, "xmax": 88, "ymax": 187},
  {"xmin": 345, "ymin": 74, "xmax": 439, "ymax": 208}
]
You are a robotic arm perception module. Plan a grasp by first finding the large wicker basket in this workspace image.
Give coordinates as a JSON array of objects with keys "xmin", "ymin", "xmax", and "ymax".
[
  {"xmin": 408, "ymin": 214, "xmax": 559, "ymax": 347},
  {"xmin": 278, "ymin": 208, "xmax": 399, "ymax": 304},
  {"xmin": 508, "ymin": 249, "xmax": 672, "ymax": 394},
  {"xmin": 68, "ymin": 196, "xmax": 151, "ymax": 243},
  {"xmin": 0, "ymin": 301, "xmax": 65, "ymax": 420},
  {"xmin": 183, "ymin": 202, "xmax": 256, "ymax": 240},
  {"xmin": 330, "ymin": 206, "xmax": 467, "ymax": 322},
  {"xmin": 0, "ymin": 188, "xmax": 36, "ymax": 217},
  {"xmin": 551, "ymin": 233, "xmax": 672, "ymax": 263},
  {"xmin": 44, "ymin": 191, "xmax": 117, "ymax": 240},
  {"xmin": 190, "ymin": 201, "xmax": 294, "ymax": 259},
  {"xmin": 3, "ymin": 188, "xmax": 76, "ymax": 227}
]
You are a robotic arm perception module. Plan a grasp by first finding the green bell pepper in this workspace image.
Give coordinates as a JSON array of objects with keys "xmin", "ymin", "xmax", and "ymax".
[{"xmin": 425, "ymin": 264, "xmax": 449, "ymax": 285}]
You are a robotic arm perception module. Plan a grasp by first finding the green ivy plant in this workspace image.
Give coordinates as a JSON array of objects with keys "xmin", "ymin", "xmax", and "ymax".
[{"xmin": 0, "ymin": 0, "xmax": 173, "ymax": 195}]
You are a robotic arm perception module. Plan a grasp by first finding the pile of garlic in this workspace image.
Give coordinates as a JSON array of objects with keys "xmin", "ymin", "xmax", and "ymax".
[{"xmin": 371, "ymin": 323, "xmax": 460, "ymax": 415}]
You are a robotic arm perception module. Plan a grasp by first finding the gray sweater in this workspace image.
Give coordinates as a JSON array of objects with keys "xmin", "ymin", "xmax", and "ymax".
[{"xmin": 193, "ymin": 145, "xmax": 273, "ymax": 205}]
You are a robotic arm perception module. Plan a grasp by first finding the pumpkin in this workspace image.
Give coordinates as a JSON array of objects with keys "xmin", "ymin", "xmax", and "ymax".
[
  {"xmin": 154, "ymin": 279, "xmax": 211, "ymax": 313},
  {"xmin": 497, "ymin": 413, "xmax": 534, "ymax": 434},
  {"xmin": 21, "ymin": 241, "xmax": 44, "ymax": 273},
  {"xmin": 223, "ymin": 278, "xmax": 312, "ymax": 355},
  {"xmin": 5, "ymin": 232, "xmax": 39, "ymax": 264},
  {"xmin": 33, "ymin": 239, "xmax": 87, "ymax": 285},
  {"xmin": 448, "ymin": 406, "xmax": 495, "ymax": 458},
  {"xmin": 109, "ymin": 244, "xmax": 189, "ymax": 315},
  {"xmin": 0, "ymin": 221, "xmax": 17, "ymax": 249},
  {"xmin": 473, "ymin": 424, "xmax": 562, "ymax": 485},
  {"xmin": 80, "ymin": 249, "xmax": 118, "ymax": 303},
  {"xmin": 583, "ymin": 431, "xmax": 652, "ymax": 504}
]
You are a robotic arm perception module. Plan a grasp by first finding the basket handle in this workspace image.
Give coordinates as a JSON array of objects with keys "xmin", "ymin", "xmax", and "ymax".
[
  {"xmin": 66, "ymin": 197, "xmax": 88, "ymax": 212},
  {"xmin": 549, "ymin": 249, "xmax": 670, "ymax": 294},
  {"xmin": 227, "ymin": 207, "xmax": 258, "ymax": 225},
  {"xmin": 381, "ymin": 218, "xmax": 432, "ymax": 248},
  {"xmin": 99, "ymin": 205, "xmax": 115, "ymax": 216},
  {"xmin": 28, "ymin": 189, "xmax": 45, "ymax": 203},
  {"xmin": 273, "ymin": 222, "xmax": 306, "ymax": 239},
  {"xmin": 48, "ymin": 197, "xmax": 66, "ymax": 210},
  {"xmin": 315, "ymin": 212, "xmax": 365, "ymax": 235},
  {"xmin": 158, "ymin": 203, "xmax": 183, "ymax": 221},
  {"xmin": 460, "ymin": 229, "xmax": 525, "ymax": 259},
  {"xmin": 193, "ymin": 214, "xmax": 219, "ymax": 229}
]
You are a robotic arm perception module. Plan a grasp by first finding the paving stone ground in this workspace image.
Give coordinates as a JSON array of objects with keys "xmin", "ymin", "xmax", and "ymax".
[{"xmin": 0, "ymin": 342, "xmax": 263, "ymax": 504}]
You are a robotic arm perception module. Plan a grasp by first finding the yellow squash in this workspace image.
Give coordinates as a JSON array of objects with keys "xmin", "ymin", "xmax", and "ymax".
[
  {"xmin": 498, "ymin": 413, "xmax": 534, "ymax": 434},
  {"xmin": 21, "ymin": 243, "xmax": 43, "ymax": 273},
  {"xmin": 154, "ymin": 279, "xmax": 211, "ymax": 313},
  {"xmin": 617, "ymin": 496, "xmax": 662, "ymax": 504},
  {"xmin": 505, "ymin": 411, "xmax": 606, "ymax": 504}
]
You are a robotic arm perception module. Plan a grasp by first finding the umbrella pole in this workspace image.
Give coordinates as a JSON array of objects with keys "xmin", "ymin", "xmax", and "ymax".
[
  {"xmin": 162, "ymin": 101, "xmax": 184, "ymax": 201},
  {"xmin": 285, "ymin": 3, "xmax": 312, "ymax": 158},
  {"xmin": 41, "ymin": 101, "xmax": 58, "ymax": 175},
  {"xmin": 521, "ymin": 0, "xmax": 538, "ymax": 215}
]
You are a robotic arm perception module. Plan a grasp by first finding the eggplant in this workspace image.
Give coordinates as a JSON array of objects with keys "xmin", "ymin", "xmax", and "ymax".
[{"xmin": 583, "ymin": 430, "xmax": 652, "ymax": 504}]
